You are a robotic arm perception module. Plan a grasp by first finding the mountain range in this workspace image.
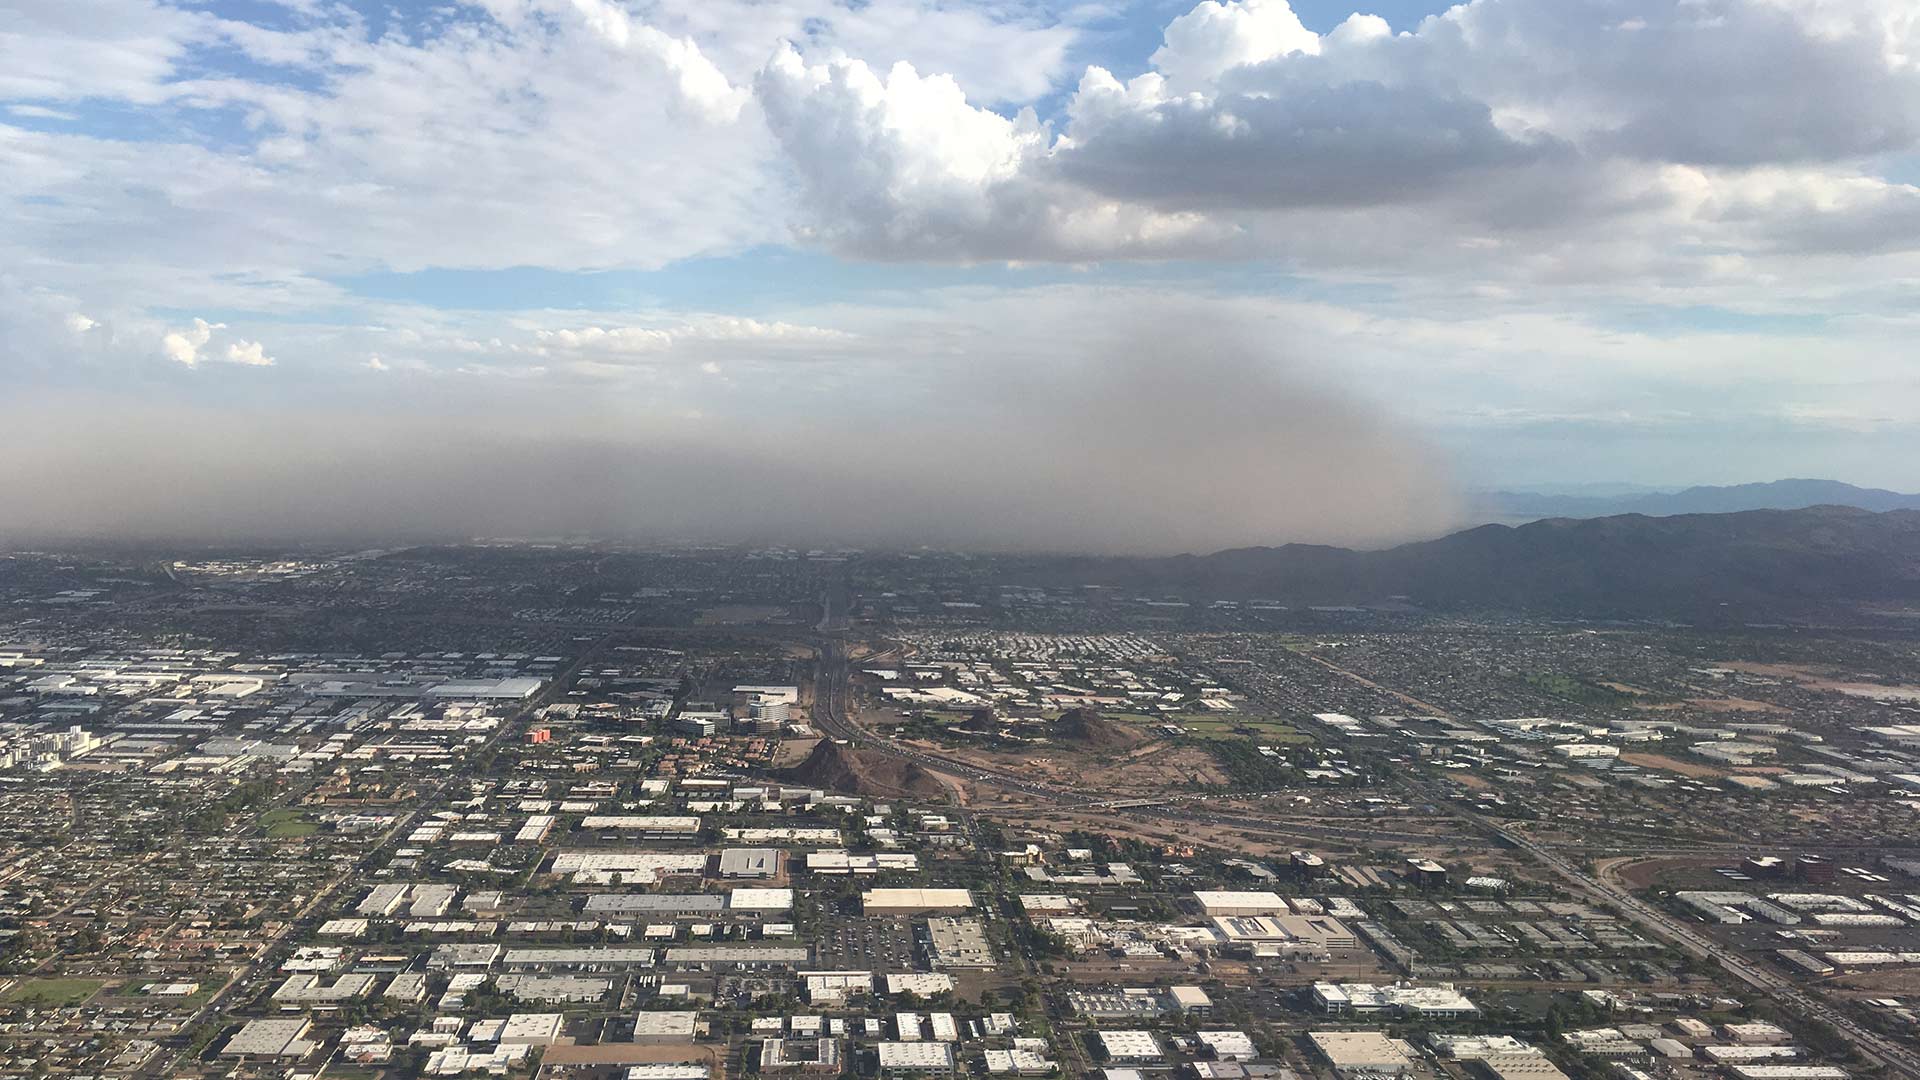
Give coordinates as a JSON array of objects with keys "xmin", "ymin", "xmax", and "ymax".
[
  {"xmin": 1057, "ymin": 505, "xmax": 1920, "ymax": 618},
  {"xmin": 1477, "ymin": 479, "xmax": 1920, "ymax": 522}
]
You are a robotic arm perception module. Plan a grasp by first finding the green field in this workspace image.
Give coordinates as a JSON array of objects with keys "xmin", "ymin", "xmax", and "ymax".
[
  {"xmin": 258, "ymin": 808, "xmax": 319, "ymax": 838},
  {"xmin": 1175, "ymin": 715, "xmax": 1312, "ymax": 742},
  {"xmin": 1522, "ymin": 672, "xmax": 1631, "ymax": 706},
  {"xmin": 2, "ymin": 978, "xmax": 104, "ymax": 1007}
]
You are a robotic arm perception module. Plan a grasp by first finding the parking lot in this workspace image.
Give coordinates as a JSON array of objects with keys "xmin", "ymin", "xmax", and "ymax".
[{"xmin": 814, "ymin": 916, "xmax": 918, "ymax": 972}]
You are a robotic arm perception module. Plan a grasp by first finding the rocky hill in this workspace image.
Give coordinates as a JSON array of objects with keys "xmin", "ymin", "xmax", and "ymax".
[
  {"xmin": 1051, "ymin": 707, "xmax": 1150, "ymax": 752},
  {"xmin": 786, "ymin": 738, "xmax": 952, "ymax": 799}
]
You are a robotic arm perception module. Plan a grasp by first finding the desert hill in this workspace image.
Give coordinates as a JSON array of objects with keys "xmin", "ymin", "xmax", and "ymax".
[{"xmin": 786, "ymin": 738, "xmax": 952, "ymax": 800}]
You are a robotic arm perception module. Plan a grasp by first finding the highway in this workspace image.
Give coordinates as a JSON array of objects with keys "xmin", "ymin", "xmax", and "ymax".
[
  {"xmin": 1489, "ymin": 816, "xmax": 1920, "ymax": 1080},
  {"xmin": 812, "ymin": 624, "xmax": 1920, "ymax": 1079}
]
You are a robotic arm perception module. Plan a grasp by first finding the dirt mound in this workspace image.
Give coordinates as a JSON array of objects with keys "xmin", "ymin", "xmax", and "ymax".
[
  {"xmin": 787, "ymin": 739, "xmax": 952, "ymax": 800},
  {"xmin": 1052, "ymin": 707, "xmax": 1149, "ymax": 752}
]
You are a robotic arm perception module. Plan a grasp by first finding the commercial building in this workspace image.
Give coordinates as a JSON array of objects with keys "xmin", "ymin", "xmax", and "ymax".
[
  {"xmin": 1309, "ymin": 1031, "xmax": 1416, "ymax": 1075},
  {"xmin": 495, "ymin": 975, "xmax": 610, "ymax": 1003},
  {"xmin": 549, "ymin": 851, "xmax": 710, "ymax": 878},
  {"xmin": 1314, "ymin": 983, "xmax": 1476, "ymax": 1019},
  {"xmin": 499, "ymin": 1013, "xmax": 566, "ymax": 1045},
  {"xmin": 1097, "ymin": 1031, "xmax": 1163, "ymax": 1063},
  {"xmin": 584, "ymin": 894, "xmax": 727, "ymax": 916},
  {"xmin": 1192, "ymin": 890, "xmax": 1290, "ymax": 917},
  {"xmin": 662, "ymin": 946, "xmax": 811, "ymax": 969},
  {"xmin": 272, "ymin": 972, "xmax": 378, "ymax": 1004},
  {"xmin": 877, "ymin": 1042, "xmax": 956, "ymax": 1074},
  {"xmin": 1476, "ymin": 1055, "xmax": 1573, "ymax": 1080},
  {"xmin": 718, "ymin": 848, "xmax": 782, "ymax": 878},
  {"xmin": 1210, "ymin": 914, "xmax": 1358, "ymax": 958},
  {"xmin": 1197, "ymin": 1032, "xmax": 1257, "ymax": 1061},
  {"xmin": 730, "ymin": 888, "xmax": 794, "ymax": 913},
  {"xmin": 502, "ymin": 947, "xmax": 658, "ymax": 971},
  {"xmin": 222, "ymin": 1018, "xmax": 317, "ymax": 1058},
  {"xmin": 762, "ymin": 1038, "xmax": 841, "ymax": 1072},
  {"xmin": 925, "ymin": 917, "xmax": 995, "ymax": 968},
  {"xmin": 887, "ymin": 973, "xmax": 956, "ymax": 997},
  {"xmin": 632, "ymin": 1011, "xmax": 700, "ymax": 1042},
  {"xmin": 579, "ymin": 816, "xmax": 702, "ymax": 839},
  {"xmin": 863, "ymin": 888, "xmax": 974, "ymax": 914},
  {"xmin": 809, "ymin": 850, "xmax": 920, "ymax": 874}
]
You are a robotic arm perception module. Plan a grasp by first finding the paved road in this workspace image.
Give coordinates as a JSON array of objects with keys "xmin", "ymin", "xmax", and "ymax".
[
  {"xmin": 1262, "ymin": 646, "xmax": 1920, "ymax": 1080},
  {"xmin": 1498, "ymin": 817, "xmax": 1920, "ymax": 1080},
  {"xmin": 817, "ymin": 628, "xmax": 1920, "ymax": 1078}
]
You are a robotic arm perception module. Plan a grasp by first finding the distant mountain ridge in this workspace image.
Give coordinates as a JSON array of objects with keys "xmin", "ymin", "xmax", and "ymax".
[
  {"xmin": 1054, "ymin": 506, "xmax": 1920, "ymax": 617},
  {"xmin": 1480, "ymin": 479, "xmax": 1920, "ymax": 521}
]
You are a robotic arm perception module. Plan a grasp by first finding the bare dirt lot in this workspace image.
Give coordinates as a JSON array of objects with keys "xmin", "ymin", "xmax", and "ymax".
[
  {"xmin": 892, "ymin": 735, "xmax": 1229, "ymax": 795},
  {"xmin": 1620, "ymin": 752, "xmax": 1727, "ymax": 778}
]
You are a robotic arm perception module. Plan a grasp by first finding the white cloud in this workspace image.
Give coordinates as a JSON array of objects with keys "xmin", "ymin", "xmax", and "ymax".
[
  {"xmin": 7, "ymin": 104, "xmax": 79, "ymax": 121},
  {"xmin": 532, "ymin": 316, "xmax": 847, "ymax": 357},
  {"xmin": 547, "ymin": 0, "xmax": 747, "ymax": 122},
  {"xmin": 750, "ymin": 0, "xmax": 1920, "ymax": 277},
  {"xmin": 226, "ymin": 339, "xmax": 275, "ymax": 366},
  {"xmin": 158, "ymin": 318, "xmax": 273, "ymax": 367},
  {"xmin": 161, "ymin": 318, "xmax": 224, "ymax": 367},
  {"xmin": 536, "ymin": 326, "xmax": 675, "ymax": 354},
  {"xmin": 1150, "ymin": 0, "xmax": 1320, "ymax": 87},
  {"xmin": 754, "ymin": 45, "xmax": 1223, "ymax": 259},
  {"xmin": 65, "ymin": 313, "xmax": 97, "ymax": 334},
  {"xmin": 0, "ymin": 0, "xmax": 201, "ymax": 105},
  {"xmin": 6, "ymin": 0, "xmax": 1920, "ymax": 494}
]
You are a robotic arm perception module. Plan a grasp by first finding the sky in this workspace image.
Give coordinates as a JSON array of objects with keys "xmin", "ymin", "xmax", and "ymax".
[{"xmin": 5, "ymin": 0, "xmax": 1920, "ymax": 552}]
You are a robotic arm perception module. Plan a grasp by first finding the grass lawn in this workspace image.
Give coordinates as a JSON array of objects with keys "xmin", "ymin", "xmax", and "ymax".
[
  {"xmin": 258, "ymin": 808, "xmax": 319, "ymax": 838},
  {"xmin": 1176, "ymin": 716, "xmax": 1312, "ymax": 742},
  {"xmin": 2, "ymin": 977, "xmax": 105, "ymax": 1007}
]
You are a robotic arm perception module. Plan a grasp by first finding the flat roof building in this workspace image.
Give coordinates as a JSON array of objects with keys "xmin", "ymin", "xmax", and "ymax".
[
  {"xmin": 719, "ymin": 848, "xmax": 782, "ymax": 878},
  {"xmin": 878, "ymin": 1042, "xmax": 956, "ymax": 1073},
  {"xmin": 500, "ymin": 1013, "xmax": 565, "ymax": 1045},
  {"xmin": 926, "ymin": 917, "xmax": 995, "ymax": 968},
  {"xmin": 632, "ymin": 1011, "xmax": 699, "ymax": 1042},
  {"xmin": 1193, "ymin": 890, "xmax": 1290, "ymax": 917},
  {"xmin": 1097, "ymin": 1031, "xmax": 1163, "ymax": 1063},
  {"xmin": 1310, "ymin": 1031, "xmax": 1416, "ymax": 1074},
  {"xmin": 864, "ymin": 888, "xmax": 974, "ymax": 914},
  {"xmin": 222, "ymin": 1018, "xmax": 316, "ymax": 1058}
]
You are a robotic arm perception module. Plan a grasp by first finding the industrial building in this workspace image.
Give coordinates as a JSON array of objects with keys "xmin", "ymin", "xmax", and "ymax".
[
  {"xmin": 1192, "ymin": 890, "xmax": 1290, "ymax": 917},
  {"xmin": 718, "ymin": 848, "xmax": 782, "ymax": 878},
  {"xmin": 1310, "ymin": 1031, "xmax": 1416, "ymax": 1074},
  {"xmin": 863, "ymin": 888, "xmax": 974, "ymax": 914}
]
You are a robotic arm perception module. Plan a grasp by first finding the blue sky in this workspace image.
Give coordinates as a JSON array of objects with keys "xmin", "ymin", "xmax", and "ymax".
[{"xmin": 4, "ymin": 0, "xmax": 1920, "ymax": 548}]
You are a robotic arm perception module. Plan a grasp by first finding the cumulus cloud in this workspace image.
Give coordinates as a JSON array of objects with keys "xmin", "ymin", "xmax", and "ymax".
[
  {"xmin": 751, "ymin": 0, "xmax": 1920, "ymax": 267},
  {"xmin": 754, "ymin": 45, "xmax": 1224, "ymax": 259},
  {"xmin": 1150, "ymin": 0, "xmax": 1320, "ymax": 86},
  {"xmin": 1060, "ymin": 67, "xmax": 1563, "ymax": 209},
  {"xmin": 225, "ymin": 339, "xmax": 274, "ymax": 366},
  {"xmin": 158, "ymin": 318, "xmax": 275, "ymax": 367},
  {"xmin": 160, "ymin": 318, "xmax": 224, "ymax": 367},
  {"xmin": 7, "ymin": 0, "xmax": 1920, "ymax": 516}
]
